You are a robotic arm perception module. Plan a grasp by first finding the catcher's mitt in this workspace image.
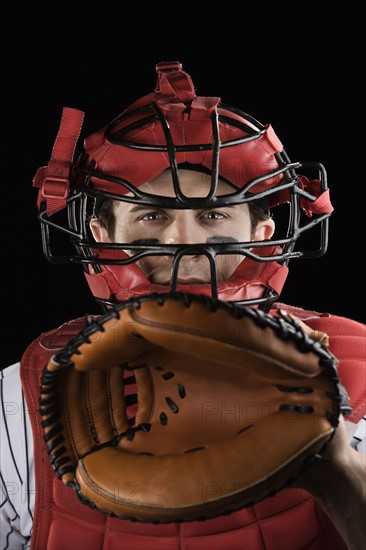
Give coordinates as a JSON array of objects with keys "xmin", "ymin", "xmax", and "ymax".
[{"xmin": 39, "ymin": 292, "xmax": 351, "ymax": 523}]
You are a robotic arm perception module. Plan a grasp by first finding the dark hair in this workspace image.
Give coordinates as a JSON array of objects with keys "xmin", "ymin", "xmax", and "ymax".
[
  {"xmin": 94, "ymin": 199, "xmax": 117, "ymax": 238},
  {"xmin": 248, "ymin": 202, "xmax": 272, "ymax": 238},
  {"xmin": 93, "ymin": 198, "xmax": 270, "ymax": 242}
]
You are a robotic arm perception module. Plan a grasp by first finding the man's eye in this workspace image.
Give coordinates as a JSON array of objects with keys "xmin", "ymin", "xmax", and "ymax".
[
  {"xmin": 202, "ymin": 211, "xmax": 226, "ymax": 220},
  {"xmin": 140, "ymin": 212, "xmax": 164, "ymax": 221}
]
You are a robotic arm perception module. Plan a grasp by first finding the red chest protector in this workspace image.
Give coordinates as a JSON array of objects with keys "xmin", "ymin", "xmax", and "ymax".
[{"xmin": 20, "ymin": 305, "xmax": 365, "ymax": 550}]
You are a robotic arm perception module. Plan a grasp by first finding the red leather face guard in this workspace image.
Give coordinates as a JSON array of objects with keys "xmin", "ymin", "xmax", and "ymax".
[{"xmin": 33, "ymin": 62, "xmax": 333, "ymax": 311}]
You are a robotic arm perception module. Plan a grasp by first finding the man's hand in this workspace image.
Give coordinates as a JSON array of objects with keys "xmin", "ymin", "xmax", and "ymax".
[{"xmin": 295, "ymin": 414, "xmax": 366, "ymax": 550}]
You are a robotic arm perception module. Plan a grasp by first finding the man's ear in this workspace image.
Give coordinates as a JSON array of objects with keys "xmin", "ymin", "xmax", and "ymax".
[
  {"xmin": 89, "ymin": 218, "xmax": 112, "ymax": 243},
  {"xmin": 252, "ymin": 217, "xmax": 275, "ymax": 241}
]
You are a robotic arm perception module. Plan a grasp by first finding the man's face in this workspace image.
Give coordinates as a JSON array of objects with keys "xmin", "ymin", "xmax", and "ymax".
[{"xmin": 91, "ymin": 169, "xmax": 275, "ymax": 285}]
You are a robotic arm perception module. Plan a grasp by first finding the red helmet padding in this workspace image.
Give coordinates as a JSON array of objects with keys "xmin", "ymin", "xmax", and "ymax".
[
  {"xmin": 83, "ymin": 95, "xmax": 285, "ymax": 206},
  {"xmin": 84, "ymin": 247, "xmax": 288, "ymax": 304},
  {"xmin": 80, "ymin": 63, "xmax": 332, "ymax": 214}
]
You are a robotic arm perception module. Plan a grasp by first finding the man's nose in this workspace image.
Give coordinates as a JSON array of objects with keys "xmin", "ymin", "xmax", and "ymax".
[{"xmin": 163, "ymin": 218, "xmax": 199, "ymax": 245}]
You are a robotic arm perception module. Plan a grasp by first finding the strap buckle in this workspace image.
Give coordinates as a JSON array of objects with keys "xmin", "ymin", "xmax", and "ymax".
[{"xmin": 41, "ymin": 174, "xmax": 70, "ymax": 200}]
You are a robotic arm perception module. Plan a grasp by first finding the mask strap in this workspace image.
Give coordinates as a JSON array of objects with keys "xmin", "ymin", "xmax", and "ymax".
[
  {"xmin": 155, "ymin": 61, "xmax": 196, "ymax": 103},
  {"xmin": 33, "ymin": 107, "xmax": 85, "ymax": 215}
]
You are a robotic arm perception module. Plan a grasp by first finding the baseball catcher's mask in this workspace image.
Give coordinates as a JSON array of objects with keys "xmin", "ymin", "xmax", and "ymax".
[{"xmin": 33, "ymin": 62, "xmax": 333, "ymax": 311}]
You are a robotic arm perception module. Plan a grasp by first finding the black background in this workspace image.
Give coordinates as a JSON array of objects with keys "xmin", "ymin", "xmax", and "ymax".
[{"xmin": 3, "ymin": 21, "xmax": 364, "ymax": 368}]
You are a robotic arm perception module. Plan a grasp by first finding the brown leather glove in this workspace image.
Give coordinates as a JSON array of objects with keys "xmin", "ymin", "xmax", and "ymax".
[{"xmin": 39, "ymin": 292, "xmax": 351, "ymax": 523}]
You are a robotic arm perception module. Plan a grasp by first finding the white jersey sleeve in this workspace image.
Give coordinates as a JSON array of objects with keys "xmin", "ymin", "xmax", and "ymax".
[
  {"xmin": 348, "ymin": 415, "xmax": 366, "ymax": 453},
  {"xmin": 1, "ymin": 363, "xmax": 34, "ymax": 550}
]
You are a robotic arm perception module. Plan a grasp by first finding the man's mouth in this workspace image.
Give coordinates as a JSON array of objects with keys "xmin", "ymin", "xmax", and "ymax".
[{"xmin": 159, "ymin": 278, "xmax": 207, "ymax": 286}]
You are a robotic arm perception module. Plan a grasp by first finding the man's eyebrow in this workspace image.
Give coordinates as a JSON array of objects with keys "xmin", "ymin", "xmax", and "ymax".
[
  {"xmin": 128, "ymin": 205, "xmax": 160, "ymax": 212},
  {"xmin": 128, "ymin": 204, "xmax": 237, "ymax": 213}
]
